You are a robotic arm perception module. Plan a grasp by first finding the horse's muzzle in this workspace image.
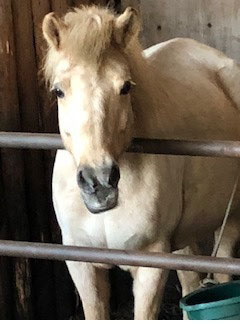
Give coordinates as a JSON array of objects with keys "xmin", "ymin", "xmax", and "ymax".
[
  {"xmin": 81, "ymin": 187, "xmax": 119, "ymax": 214},
  {"xmin": 77, "ymin": 163, "xmax": 120, "ymax": 213}
]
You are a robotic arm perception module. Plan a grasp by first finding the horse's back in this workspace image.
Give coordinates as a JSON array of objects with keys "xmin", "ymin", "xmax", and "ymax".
[
  {"xmin": 144, "ymin": 38, "xmax": 228, "ymax": 71},
  {"xmin": 143, "ymin": 38, "xmax": 240, "ymax": 141}
]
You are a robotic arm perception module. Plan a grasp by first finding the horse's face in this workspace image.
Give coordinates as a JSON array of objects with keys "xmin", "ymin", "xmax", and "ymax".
[
  {"xmin": 53, "ymin": 53, "xmax": 134, "ymax": 213},
  {"xmin": 43, "ymin": 7, "xmax": 140, "ymax": 213}
]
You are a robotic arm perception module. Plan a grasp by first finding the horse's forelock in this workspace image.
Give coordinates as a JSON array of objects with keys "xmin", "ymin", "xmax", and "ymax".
[
  {"xmin": 43, "ymin": 6, "xmax": 116, "ymax": 87},
  {"xmin": 64, "ymin": 8, "xmax": 114, "ymax": 61}
]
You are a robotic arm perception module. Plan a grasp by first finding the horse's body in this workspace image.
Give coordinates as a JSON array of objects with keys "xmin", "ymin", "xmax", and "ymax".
[{"xmin": 43, "ymin": 6, "xmax": 240, "ymax": 319}]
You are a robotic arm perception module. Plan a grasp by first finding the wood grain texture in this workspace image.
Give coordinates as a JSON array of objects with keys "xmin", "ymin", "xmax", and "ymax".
[
  {"xmin": 72, "ymin": 0, "xmax": 108, "ymax": 8},
  {"xmin": 11, "ymin": 0, "xmax": 56, "ymax": 319},
  {"xmin": 51, "ymin": 0, "xmax": 73, "ymax": 13},
  {"xmin": 0, "ymin": 153, "xmax": 12, "ymax": 319},
  {"xmin": 31, "ymin": 0, "xmax": 57, "ymax": 135},
  {"xmin": 0, "ymin": 0, "xmax": 32, "ymax": 319},
  {"xmin": 138, "ymin": 0, "xmax": 240, "ymax": 61},
  {"xmin": 31, "ymin": 1, "xmax": 68, "ymax": 320},
  {"xmin": 72, "ymin": 0, "xmax": 91, "ymax": 6}
]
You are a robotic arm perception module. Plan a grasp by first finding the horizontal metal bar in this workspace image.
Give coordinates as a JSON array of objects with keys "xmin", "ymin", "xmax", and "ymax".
[
  {"xmin": 130, "ymin": 138, "xmax": 240, "ymax": 157},
  {"xmin": 0, "ymin": 132, "xmax": 63, "ymax": 150},
  {"xmin": 1, "ymin": 132, "xmax": 240, "ymax": 157},
  {"xmin": 0, "ymin": 240, "xmax": 240, "ymax": 275}
]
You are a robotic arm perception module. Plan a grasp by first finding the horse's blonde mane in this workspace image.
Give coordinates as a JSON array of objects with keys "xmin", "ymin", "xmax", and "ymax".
[{"xmin": 43, "ymin": 6, "xmax": 116, "ymax": 87}]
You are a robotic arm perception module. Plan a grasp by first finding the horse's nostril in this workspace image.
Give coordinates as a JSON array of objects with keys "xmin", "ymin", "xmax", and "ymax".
[
  {"xmin": 78, "ymin": 165, "xmax": 119, "ymax": 193},
  {"xmin": 109, "ymin": 165, "xmax": 120, "ymax": 188},
  {"xmin": 77, "ymin": 168, "xmax": 98, "ymax": 194},
  {"xmin": 78, "ymin": 170, "xmax": 85, "ymax": 185}
]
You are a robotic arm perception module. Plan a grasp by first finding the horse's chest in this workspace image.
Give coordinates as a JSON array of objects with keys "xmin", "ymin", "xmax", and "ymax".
[
  {"xmin": 70, "ymin": 212, "xmax": 155, "ymax": 251},
  {"xmin": 55, "ymin": 151, "xmax": 182, "ymax": 250},
  {"xmin": 105, "ymin": 217, "xmax": 151, "ymax": 250}
]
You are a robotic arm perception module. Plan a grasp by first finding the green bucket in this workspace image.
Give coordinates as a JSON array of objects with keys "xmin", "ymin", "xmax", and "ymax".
[{"xmin": 180, "ymin": 281, "xmax": 240, "ymax": 320}]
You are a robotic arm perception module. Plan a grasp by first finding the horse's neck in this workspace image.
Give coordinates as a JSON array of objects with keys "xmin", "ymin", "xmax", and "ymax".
[{"xmin": 127, "ymin": 44, "xmax": 172, "ymax": 139}]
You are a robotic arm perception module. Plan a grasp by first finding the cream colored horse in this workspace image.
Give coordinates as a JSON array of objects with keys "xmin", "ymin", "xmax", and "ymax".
[{"xmin": 42, "ymin": 6, "xmax": 240, "ymax": 320}]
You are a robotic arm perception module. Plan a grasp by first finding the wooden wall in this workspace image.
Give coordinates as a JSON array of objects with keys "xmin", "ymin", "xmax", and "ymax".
[
  {"xmin": 123, "ymin": 0, "xmax": 240, "ymax": 62},
  {"xmin": 0, "ymin": 0, "xmax": 240, "ymax": 320}
]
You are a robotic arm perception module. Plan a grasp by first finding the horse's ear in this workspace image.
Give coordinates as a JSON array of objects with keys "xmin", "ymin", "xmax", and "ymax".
[
  {"xmin": 42, "ymin": 12, "xmax": 66, "ymax": 50},
  {"xmin": 114, "ymin": 7, "xmax": 140, "ymax": 48}
]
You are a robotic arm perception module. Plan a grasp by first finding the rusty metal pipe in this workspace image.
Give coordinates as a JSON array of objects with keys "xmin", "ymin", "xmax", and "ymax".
[
  {"xmin": 0, "ymin": 240, "xmax": 240, "ymax": 275},
  {"xmin": 130, "ymin": 138, "xmax": 240, "ymax": 157},
  {"xmin": 0, "ymin": 132, "xmax": 63, "ymax": 150},
  {"xmin": 1, "ymin": 132, "xmax": 240, "ymax": 158}
]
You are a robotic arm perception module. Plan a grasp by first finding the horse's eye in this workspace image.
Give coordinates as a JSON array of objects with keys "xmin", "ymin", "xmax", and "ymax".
[
  {"xmin": 120, "ymin": 81, "xmax": 132, "ymax": 95},
  {"xmin": 53, "ymin": 88, "xmax": 65, "ymax": 99}
]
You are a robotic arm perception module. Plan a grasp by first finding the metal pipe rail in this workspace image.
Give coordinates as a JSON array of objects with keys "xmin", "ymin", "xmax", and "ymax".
[
  {"xmin": 0, "ymin": 240, "xmax": 240, "ymax": 275},
  {"xmin": 1, "ymin": 132, "xmax": 240, "ymax": 157},
  {"xmin": 1, "ymin": 132, "xmax": 240, "ymax": 275}
]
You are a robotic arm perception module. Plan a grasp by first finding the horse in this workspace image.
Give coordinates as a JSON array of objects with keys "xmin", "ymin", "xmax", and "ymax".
[{"xmin": 42, "ymin": 5, "xmax": 240, "ymax": 319}]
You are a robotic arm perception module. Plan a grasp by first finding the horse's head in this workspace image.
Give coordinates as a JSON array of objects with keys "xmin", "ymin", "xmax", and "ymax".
[{"xmin": 43, "ymin": 6, "xmax": 140, "ymax": 213}]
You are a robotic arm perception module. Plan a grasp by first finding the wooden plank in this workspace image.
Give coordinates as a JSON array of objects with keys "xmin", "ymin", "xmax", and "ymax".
[
  {"xmin": 72, "ymin": 0, "xmax": 90, "ymax": 6},
  {"xmin": 11, "ymin": 0, "xmax": 57, "ymax": 319},
  {"xmin": 200, "ymin": 0, "xmax": 240, "ymax": 61},
  {"xmin": 0, "ymin": 0, "xmax": 32, "ymax": 319},
  {"xmin": 29, "ymin": 0, "xmax": 59, "ymax": 315},
  {"xmin": 72, "ymin": 1, "xmax": 108, "ymax": 8},
  {"xmin": 11, "ymin": 0, "xmax": 39, "ymax": 132},
  {"xmin": 31, "ymin": 0, "xmax": 57, "ymax": 135},
  {"xmin": 31, "ymin": 0, "xmax": 77, "ymax": 319},
  {"xmin": 93, "ymin": 0, "xmax": 108, "ymax": 6},
  {"xmin": 138, "ymin": 0, "xmax": 240, "ymax": 61},
  {"xmin": 0, "ymin": 159, "xmax": 13, "ymax": 319},
  {"xmin": 51, "ymin": 0, "xmax": 73, "ymax": 13}
]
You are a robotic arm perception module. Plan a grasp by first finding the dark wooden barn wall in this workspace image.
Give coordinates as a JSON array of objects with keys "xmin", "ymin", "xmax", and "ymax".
[{"xmin": 0, "ymin": 0, "xmax": 115, "ymax": 319}]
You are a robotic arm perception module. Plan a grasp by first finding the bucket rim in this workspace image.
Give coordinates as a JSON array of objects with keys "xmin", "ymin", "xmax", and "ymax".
[{"xmin": 180, "ymin": 281, "xmax": 240, "ymax": 312}]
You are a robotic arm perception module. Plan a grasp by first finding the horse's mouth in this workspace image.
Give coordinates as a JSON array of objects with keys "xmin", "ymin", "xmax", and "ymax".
[
  {"xmin": 85, "ymin": 200, "xmax": 118, "ymax": 214},
  {"xmin": 81, "ymin": 188, "xmax": 119, "ymax": 214}
]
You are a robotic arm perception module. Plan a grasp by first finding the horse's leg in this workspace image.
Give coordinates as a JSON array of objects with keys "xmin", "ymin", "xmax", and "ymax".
[
  {"xmin": 176, "ymin": 245, "xmax": 203, "ymax": 297},
  {"xmin": 176, "ymin": 244, "xmax": 204, "ymax": 320},
  {"xmin": 214, "ymin": 218, "xmax": 239, "ymax": 283},
  {"xmin": 131, "ymin": 241, "xmax": 170, "ymax": 320},
  {"xmin": 66, "ymin": 261, "xmax": 110, "ymax": 320},
  {"xmin": 132, "ymin": 267, "xmax": 169, "ymax": 320}
]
